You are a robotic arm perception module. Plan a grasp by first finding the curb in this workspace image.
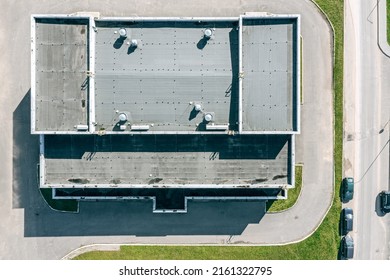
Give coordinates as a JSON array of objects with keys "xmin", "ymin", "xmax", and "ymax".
[
  {"xmin": 62, "ymin": 244, "xmax": 121, "ymax": 260},
  {"xmin": 378, "ymin": 0, "xmax": 390, "ymax": 57}
]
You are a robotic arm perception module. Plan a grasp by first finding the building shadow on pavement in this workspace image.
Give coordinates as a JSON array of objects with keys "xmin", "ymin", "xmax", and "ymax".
[
  {"xmin": 12, "ymin": 90, "xmax": 40, "ymax": 210},
  {"xmin": 14, "ymin": 91, "xmax": 266, "ymax": 237},
  {"xmin": 24, "ymin": 200, "xmax": 266, "ymax": 237}
]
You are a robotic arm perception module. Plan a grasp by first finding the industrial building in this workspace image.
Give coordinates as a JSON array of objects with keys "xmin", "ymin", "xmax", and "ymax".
[{"xmin": 31, "ymin": 13, "xmax": 300, "ymax": 212}]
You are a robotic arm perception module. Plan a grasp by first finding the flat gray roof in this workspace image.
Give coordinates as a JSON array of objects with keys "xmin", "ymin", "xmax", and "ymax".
[
  {"xmin": 94, "ymin": 21, "xmax": 238, "ymax": 132},
  {"xmin": 241, "ymin": 18, "xmax": 297, "ymax": 132},
  {"xmin": 34, "ymin": 18, "xmax": 89, "ymax": 132},
  {"xmin": 32, "ymin": 15, "xmax": 299, "ymax": 134},
  {"xmin": 43, "ymin": 134, "xmax": 291, "ymax": 187}
]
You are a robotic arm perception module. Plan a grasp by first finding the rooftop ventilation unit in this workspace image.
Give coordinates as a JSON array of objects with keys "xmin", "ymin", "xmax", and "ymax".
[
  {"xmin": 130, "ymin": 39, "xmax": 138, "ymax": 47},
  {"xmin": 206, "ymin": 124, "xmax": 229, "ymax": 131},
  {"xmin": 131, "ymin": 124, "xmax": 150, "ymax": 131},
  {"xmin": 204, "ymin": 113, "xmax": 214, "ymax": 122},
  {"xmin": 119, "ymin": 28, "xmax": 127, "ymax": 38},
  {"xmin": 118, "ymin": 113, "xmax": 128, "ymax": 122},
  {"xmin": 204, "ymin": 28, "xmax": 213, "ymax": 39},
  {"xmin": 194, "ymin": 103, "xmax": 202, "ymax": 112},
  {"xmin": 76, "ymin": 124, "xmax": 88, "ymax": 131}
]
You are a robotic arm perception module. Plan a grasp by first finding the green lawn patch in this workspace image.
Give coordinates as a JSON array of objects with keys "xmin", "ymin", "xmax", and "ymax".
[
  {"xmin": 74, "ymin": 242, "xmax": 331, "ymax": 260},
  {"xmin": 40, "ymin": 188, "xmax": 78, "ymax": 212},
  {"xmin": 74, "ymin": 0, "xmax": 343, "ymax": 260},
  {"xmin": 388, "ymin": 0, "xmax": 390, "ymax": 44},
  {"xmin": 266, "ymin": 165, "xmax": 302, "ymax": 212}
]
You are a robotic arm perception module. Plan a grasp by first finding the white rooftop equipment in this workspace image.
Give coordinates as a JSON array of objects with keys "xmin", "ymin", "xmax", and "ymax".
[
  {"xmin": 194, "ymin": 104, "xmax": 202, "ymax": 111},
  {"xmin": 206, "ymin": 124, "xmax": 229, "ymax": 130},
  {"xmin": 204, "ymin": 28, "xmax": 213, "ymax": 38},
  {"xmin": 204, "ymin": 113, "xmax": 213, "ymax": 122},
  {"xmin": 76, "ymin": 124, "xmax": 88, "ymax": 131},
  {"xmin": 131, "ymin": 39, "xmax": 138, "ymax": 47},
  {"xmin": 119, "ymin": 28, "xmax": 127, "ymax": 37},
  {"xmin": 118, "ymin": 113, "xmax": 128, "ymax": 122},
  {"xmin": 131, "ymin": 124, "xmax": 150, "ymax": 131}
]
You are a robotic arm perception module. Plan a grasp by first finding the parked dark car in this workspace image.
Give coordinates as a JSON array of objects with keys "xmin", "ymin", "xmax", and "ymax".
[
  {"xmin": 341, "ymin": 208, "xmax": 353, "ymax": 235},
  {"xmin": 379, "ymin": 191, "xmax": 390, "ymax": 214},
  {"xmin": 341, "ymin": 235, "xmax": 354, "ymax": 259},
  {"xmin": 342, "ymin": 177, "xmax": 354, "ymax": 202}
]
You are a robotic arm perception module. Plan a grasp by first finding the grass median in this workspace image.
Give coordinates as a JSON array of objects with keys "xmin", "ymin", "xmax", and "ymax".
[{"xmin": 74, "ymin": 0, "xmax": 344, "ymax": 260}]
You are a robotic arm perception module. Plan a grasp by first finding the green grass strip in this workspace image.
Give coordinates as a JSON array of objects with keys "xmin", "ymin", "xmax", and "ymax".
[
  {"xmin": 74, "ymin": 241, "xmax": 330, "ymax": 260},
  {"xmin": 266, "ymin": 165, "xmax": 303, "ymax": 212},
  {"xmin": 387, "ymin": 0, "xmax": 390, "ymax": 44}
]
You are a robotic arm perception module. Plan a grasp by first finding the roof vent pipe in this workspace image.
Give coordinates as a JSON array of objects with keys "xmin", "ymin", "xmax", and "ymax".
[
  {"xmin": 204, "ymin": 113, "xmax": 213, "ymax": 122},
  {"xmin": 204, "ymin": 28, "xmax": 213, "ymax": 39},
  {"xmin": 131, "ymin": 39, "xmax": 138, "ymax": 47},
  {"xmin": 119, "ymin": 28, "xmax": 127, "ymax": 38},
  {"xmin": 118, "ymin": 113, "xmax": 128, "ymax": 122},
  {"xmin": 194, "ymin": 104, "xmax": 202, "ymax": 112}
]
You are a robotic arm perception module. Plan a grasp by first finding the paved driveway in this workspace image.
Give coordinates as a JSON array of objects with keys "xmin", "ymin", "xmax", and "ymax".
[{"xmin": 0, "ymin": 0, "xmax": 333, "ymax": 259}]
